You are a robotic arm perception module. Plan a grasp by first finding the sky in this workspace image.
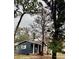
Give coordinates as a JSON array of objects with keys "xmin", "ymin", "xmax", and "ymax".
[
  {"xmin": 14, "ymin": 0, "xmax": 47, "ymax": 29},
  {"xmin": 14, "ymin": 14, "xmax": 36, "ymax": 28}
]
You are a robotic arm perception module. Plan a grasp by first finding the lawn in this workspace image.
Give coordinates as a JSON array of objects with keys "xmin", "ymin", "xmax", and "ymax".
[{"xmin": 14, "ymin": 53, "xmax": 65, "ymax": 59}]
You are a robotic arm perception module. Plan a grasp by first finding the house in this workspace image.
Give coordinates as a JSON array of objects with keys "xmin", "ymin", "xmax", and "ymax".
[{"xmin": 14, "ymin": 40, "xmax": 42, "ymax": 55}]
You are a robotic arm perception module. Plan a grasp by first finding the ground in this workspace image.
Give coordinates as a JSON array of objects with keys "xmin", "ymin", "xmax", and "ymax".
[{"xmin": 14, "ymin": 53, "xmax": 65, "ymax": 59}]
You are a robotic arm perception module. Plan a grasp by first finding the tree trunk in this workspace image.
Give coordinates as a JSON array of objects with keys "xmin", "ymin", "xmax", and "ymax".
[
  {"xmin": 41, "ymin": 18, "xmax": 44, "ymax": 56},
  {"xmin": 52, "ymin": 52, "xmax": 57, "ymax": 59},
  {"xmin": 14, "ymin": 12, "xmax": 26, "ymax": 39},
  {"xmin": 41, "ymin": 7, "xmax": 45, "ymax": 56},
  {"xmin": 51, "ymin": 0, "xmax": 57, "ymax": 59},
  {"xmin": 41, "ymin": 20, "xmax": 45, "ymax": 56}
]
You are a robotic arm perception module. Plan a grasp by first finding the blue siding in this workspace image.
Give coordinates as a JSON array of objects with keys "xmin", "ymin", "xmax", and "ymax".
[
  {"xmin": 15, "ymin": 41, "xmax": 41, "ymax": 54},
  {"xmin": 18, "ymin": 42, "xmax": 33, "ymax": 54}
]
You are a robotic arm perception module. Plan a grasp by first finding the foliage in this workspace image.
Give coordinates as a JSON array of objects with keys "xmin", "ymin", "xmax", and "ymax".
[
  {"xmin": 48, "ymin": 40, "xmax": 65, "ymax": 53},
  {"xmin": 43, "ymin": 0, "xmax": 65, "ymax": 54},
  {"xmin": 14, "ymin": 0, "xmax": 41, "ymax": 17},
  {"xmin": 14, "ymin": 0, "xmax": 42, "ymax": 37},
  {"xmin": 30, "ymin": 8, "xmax": 51, "ymax": 40},
  {"xmin": 14, "ymin": 27, "xmax": 29, "ymax": 43}
]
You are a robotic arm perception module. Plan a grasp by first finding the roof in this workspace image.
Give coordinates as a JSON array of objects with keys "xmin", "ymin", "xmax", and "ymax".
[
  {"xmin": 28, "ymin": 40, "xmax": 42, "ymax": 45},
  {"xmin": 14, "ymin": 40, "xmax": 42, "ymax": 46}
]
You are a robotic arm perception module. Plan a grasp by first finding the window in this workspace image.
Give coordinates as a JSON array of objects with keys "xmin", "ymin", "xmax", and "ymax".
[{"xmin": 21, "ymin": 45, "xmax": 27, "ymax": 49}]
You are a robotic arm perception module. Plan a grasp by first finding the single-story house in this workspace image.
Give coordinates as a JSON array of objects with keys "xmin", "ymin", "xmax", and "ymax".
[{"xmin": 14, "ymin": 40, "xmax": 42, "ymax": 55}]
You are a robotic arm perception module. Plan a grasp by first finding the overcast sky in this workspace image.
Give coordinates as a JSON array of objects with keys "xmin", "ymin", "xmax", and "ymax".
[
  {"xmin": 14, "ymin": 0, "xmax": 47, "ymax": 29},
  {"xmin": 14, "ymin": 14, "xmax": 37, "ymax": 29}
]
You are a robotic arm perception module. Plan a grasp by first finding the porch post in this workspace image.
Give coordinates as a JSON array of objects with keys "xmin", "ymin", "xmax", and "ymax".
[
  {"xmin": 33, "ymin": 43, "xmax": 35, "ymax": 54},
  {"xmin": 38, "ymin": 45, "xmax": 39, "ymax": 54}
]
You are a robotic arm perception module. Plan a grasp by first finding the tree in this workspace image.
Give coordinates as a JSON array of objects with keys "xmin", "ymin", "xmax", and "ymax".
[
  {"xmin": 14, "ymin": 27, "xmax": 29, "ymax": 43},
  {"xmin": 42, "ymin": 0, "xmax": 65, "ymax": 59},
  {"xmin": 14, "ymin": 0, "xmax": 40, "ymax": 37},
  {"xmin": 30, "ymin": 7, "xmax": 52, "ymax": 55}
]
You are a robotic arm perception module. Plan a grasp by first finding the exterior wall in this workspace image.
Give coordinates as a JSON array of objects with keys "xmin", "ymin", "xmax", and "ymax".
[
  {"xmin": 15, "ymin": 41, "xmax": 42, "ymax": 55},
  {"xmin": 15, "ymin": 42, "xmax": 32, "ymax": 54}
]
